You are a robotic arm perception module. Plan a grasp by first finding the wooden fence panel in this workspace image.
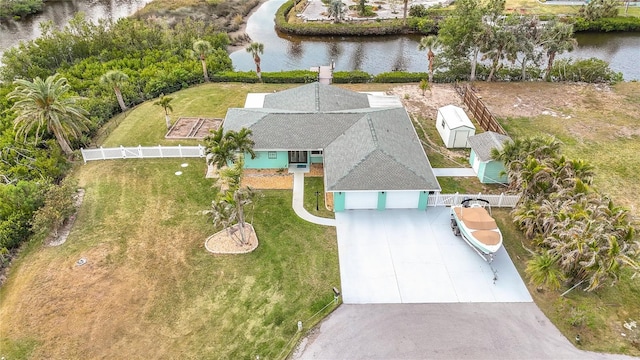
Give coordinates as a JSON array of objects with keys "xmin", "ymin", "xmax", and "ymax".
[{"xmin": 461, "ymin": 86, "xmax": 507, "ymax": 135}]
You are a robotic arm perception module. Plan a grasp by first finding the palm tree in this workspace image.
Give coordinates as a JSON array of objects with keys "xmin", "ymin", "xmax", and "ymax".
[
  {"xmin": 8, "ymin": 74, "xmax": 89, "ymax": 156},
  {"xmin": 100, "ymin": 70, "xmax": 129, "ymax": 111},
  {"xmin": 417, "ymin": 35, "xmax": 439, "ymax": 83},
  {"xmin": 246, "ymin": 42, "xmax": 264, "ymax": 80},
  {"xmin": 526, "ymin": 253, "xmax": 564, "ymax": 291},
  {"xmin": 328, "ymin": 0, "xmax": 346, "ymax": 23},
  {"xmin": 204, "ymin": 127, "xmax": 235, "ymax": 170},
  {"xmin": 226, "ymin": 127, "xmax": 256, "ymax": 160},
  {"xmin": 192, "ymin": 39, "xmax": 213, "ymax": 82},
  {"xmin": 153, "ymin": 94, "xmax": 174, "ymax": 129},
  {"xmin": 402, "ymin": 0, "xmax": 409, "ymax": 26},
  {"xmin": 541, "ymin": 20, "xmax": 577, "ymax": 81}
]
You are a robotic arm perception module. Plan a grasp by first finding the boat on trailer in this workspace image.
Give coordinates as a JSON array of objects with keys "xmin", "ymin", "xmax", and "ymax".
[{"xmin": 450, "ymin": 198, "xmax": 503, "ymax": 280}]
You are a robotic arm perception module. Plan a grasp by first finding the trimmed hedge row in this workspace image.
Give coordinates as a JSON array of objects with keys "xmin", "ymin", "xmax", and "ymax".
[
  {"xmin": 275, "ymin": 0, "xmax": 412, "ymax": 36},
  {"xmin": 573, "ymin": 16, "xmax": 640, "ymax": 32},
  {"xmin": 332, "ymin": 71, "xmax": 372, "ymax": 83},
  {"xmin": 373, "ymin": 71, "xmax": 429, "ymax": 83},
  {"xmin": 262, "ymin": 70, "xmax": 318, "ymax": 83}
]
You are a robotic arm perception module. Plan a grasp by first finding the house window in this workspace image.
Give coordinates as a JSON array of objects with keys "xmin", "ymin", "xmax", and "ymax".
[
  {"xmin": 268, "ymin": 151, "xmax": 277, "ymax": 159},
  {"xmin": 311, "ymin": 150, "xmax": 323, "ymax": 155},
  {"xmin": 441, "ymin": 120, "xmax": 445, "ymax": 128}
]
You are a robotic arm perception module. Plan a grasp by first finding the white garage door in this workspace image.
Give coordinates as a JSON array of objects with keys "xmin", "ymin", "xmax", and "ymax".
[
  {"xmin": 385, "ymin": 191, "xmax": 420, "ymax": 209},
  {"xmin": 345, "ymin": 191, "xmax": 378, "ymax": 210}
]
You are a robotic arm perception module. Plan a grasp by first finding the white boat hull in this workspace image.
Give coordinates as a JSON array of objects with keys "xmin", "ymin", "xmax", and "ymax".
[{"xmin": 450, "ymin": 205, "xmax": 503, "ymax": 256}]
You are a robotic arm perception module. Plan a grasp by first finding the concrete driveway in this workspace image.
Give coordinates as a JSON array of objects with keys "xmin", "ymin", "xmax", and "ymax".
[{"xmin": 335, "ymin": 208, "xmax": 532, "ymax": 304}]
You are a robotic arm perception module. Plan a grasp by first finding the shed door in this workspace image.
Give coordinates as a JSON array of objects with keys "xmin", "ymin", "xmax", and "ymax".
[
  {"xmin": 385, "ymin": 191, "xmax": 420, "ymax": 209},
  {"xmin": 345, "ymin": 192, "xmax": 378, "ymax": 210}
]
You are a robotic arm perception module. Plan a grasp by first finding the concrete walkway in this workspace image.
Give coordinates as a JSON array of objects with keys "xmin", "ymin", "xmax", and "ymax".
[
  {"xmin": 292, "ymin": 171, "xmax": 336, "ymax": 227},
  {"xmin": 432, "ymin": 168, "xmax": 477, "ymax": 177}
]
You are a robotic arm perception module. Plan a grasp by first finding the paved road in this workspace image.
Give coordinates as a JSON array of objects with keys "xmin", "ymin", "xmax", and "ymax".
[{"xmin": 294, "ymin": 303, "xmax": 637, "ymax": 360}]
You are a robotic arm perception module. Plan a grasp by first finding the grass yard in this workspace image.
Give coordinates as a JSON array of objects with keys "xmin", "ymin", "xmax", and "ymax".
[
  {"xmin": 100, "ymin": 83, "xmax": 299, "ymax": 147},
  {"xmin": 304, "ymin": 177, "xmax": 335, "ymax": 219},
  {"xmin": 0, "ymin": 159, "xmax": 339, "ymax": 359},
  {"xmin": 495, "ymin": 209, "xmax": 640, "ymax": 356},
  {"xmin": 477, "ymin": 82, "xmax": 640, "ymax": 356}
]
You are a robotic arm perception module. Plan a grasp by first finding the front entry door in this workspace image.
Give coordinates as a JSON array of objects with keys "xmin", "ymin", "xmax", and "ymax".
[{"xmin": 288, "ymin": 151, "xmax": 308, "ymax": 164}]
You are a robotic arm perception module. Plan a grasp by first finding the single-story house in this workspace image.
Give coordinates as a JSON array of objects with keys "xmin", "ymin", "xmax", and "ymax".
[
  {"xmin": 436, "ymin": 105, "xmax": 475, "ymax": 148},
  {"xmin": 467, "ymin": 131, "xmax": 512, "ymax": 184},
  {"xmin": 222, "ymin": 82, "xmax": 441, "ymax": 212}
]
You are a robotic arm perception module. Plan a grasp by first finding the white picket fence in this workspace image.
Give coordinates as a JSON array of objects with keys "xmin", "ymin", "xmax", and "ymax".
[
  {"xmin": 428, "ymin": 192, "xmax": 520, "ymax": 208},
  {"xmin": 81, "ymin": 145, "xmax": 206, "ymax": 163}
]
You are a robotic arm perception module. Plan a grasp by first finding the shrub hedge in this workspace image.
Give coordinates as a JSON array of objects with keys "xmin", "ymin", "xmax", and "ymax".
[
  {"xmin": 373, "ymin": 71, "xmax": 429, "ymax": 83},
  {"xmin": 262, "ymin": 70, "xmax": 318, "ymax": 83},
  {"xmin": 332, "ymin": 71, "xmax": 372, "ymax": 83},
  {"xmin": 573, "ymin": 16, "xmax": 640, "ymax": 32}
]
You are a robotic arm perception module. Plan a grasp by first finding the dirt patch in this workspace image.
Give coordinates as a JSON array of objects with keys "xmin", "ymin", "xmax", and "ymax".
[
  {"xmin": 387, "ymin": 83, "xmax": 465, "ymax": 120},
  {"xmin": 241, "ymin": 169, "xmax": 294, "ymax": 189},
  {"xmin": 165, "ymin": 117, "xmax": 222, "ymax": 139},
  {"xmin": 205, "ymin": 223, "xmax": 258, "ymax": 254}
]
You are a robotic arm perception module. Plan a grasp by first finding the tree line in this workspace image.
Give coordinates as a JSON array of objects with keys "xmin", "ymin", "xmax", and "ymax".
[
  {"xmin": 417, "ymin": 0, "xmax": 623, "ymax": 83},
  {"xmin": 0, "ymin": 14, "xmax": 233, "ymax": 267}
]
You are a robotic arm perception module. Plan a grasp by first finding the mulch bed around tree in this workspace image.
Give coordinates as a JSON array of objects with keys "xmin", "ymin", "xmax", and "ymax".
[{"xmin": 204, "ymin": 223, "xmax": 258, "ymax": 254}]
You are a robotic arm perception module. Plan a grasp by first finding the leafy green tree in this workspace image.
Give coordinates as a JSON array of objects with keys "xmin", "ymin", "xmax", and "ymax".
[
  {"xmin": 100, "ymin": 70, "xmax": 129, "ymax": 112},
  {"xmin": 192, "ymin": 39, "xmax": 213, "ymax": 82},
  {"xmin": 481, "ymin": 16, "xmax": 518, "ymax": 82},
  {"xmin": 153, "ymin": 94, "xmax": 174, "ymax": 129},
  {"xmin": 328, "ymin": 0, "xmax": 346, "ymax": 23},
  {"xmin": 579, "ymin": 0, "xmax": 619, "ymax": 20},
  {"xmin": 8, "ymin": 74, "xmax": 89, "ymax": 156},
  {"xmin": 246, "ymin": 42, "xmax": 265, "ymax": 80},
  {"xmin": 417, "ymin": 35, "xmax": 439, "ymax": 83},
  {"xmin": 511, "ymin": 15, "xmax": 543, "ymax": 81},
  {"xmin": 31, "ymin": 178, "xmax": 78, "ymax": 239},
  {"xmin": 541, "ymin": 20, "xmax": 577, "ymax": 81}
]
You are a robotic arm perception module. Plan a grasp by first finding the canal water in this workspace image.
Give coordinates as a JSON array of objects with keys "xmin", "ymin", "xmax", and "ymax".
[
  {"xmin": 0, "ymin": 0, "xmax": 151, "ymax": 61},
  {"xmin": 230, "ymin": 0, "xmax": 640, "ymax": 80}
]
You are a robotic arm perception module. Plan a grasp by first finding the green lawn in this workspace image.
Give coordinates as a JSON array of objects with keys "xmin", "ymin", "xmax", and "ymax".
[
  {"xmin": 0, "ymin": 82, "xmax": 342, "ymax": 359},
  {"xmin": 0, "ymin": 159, "xmax": 339, "ymax": 359},
  {"xmin": 100, "ymin": 83, "xmax": 299, "ymax": 147},
  {"xmin": 304, "ymin": 177, "xmax": 335, "ymax": 218}
]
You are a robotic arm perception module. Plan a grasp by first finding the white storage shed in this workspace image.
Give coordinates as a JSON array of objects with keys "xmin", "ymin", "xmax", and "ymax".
[{"xmin": 436, "ymin": 105, "xmax": 476, "ymax": 148}]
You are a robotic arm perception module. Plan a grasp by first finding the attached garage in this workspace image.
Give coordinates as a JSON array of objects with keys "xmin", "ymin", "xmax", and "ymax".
[
  {"xmin": 344, "ymin": 191, "xmax": 379, "ymax": 210},
  {"xmin": 385, "ymin": 191, "xmax": 420, "ymax": 209}
]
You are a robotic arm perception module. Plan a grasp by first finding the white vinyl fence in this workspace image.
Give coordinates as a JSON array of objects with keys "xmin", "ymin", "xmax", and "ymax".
[
  {"xmin": 428, "ymin": 192, "xmax": 520, "ymax": 208},
  {"xmin": 81, "ymin": 145, "xmax": 206, "ymax": 163}
]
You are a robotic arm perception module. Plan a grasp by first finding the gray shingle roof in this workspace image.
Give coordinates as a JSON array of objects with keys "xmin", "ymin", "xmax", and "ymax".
[
  {"xmin": 222, "ymin": 83, "xmax": 441, "ymax": 192},
  {"xmin": 263, "ymin": 82, "xmax": 370, "ymax": 111},
  {"xmin": 324, "ymin": 108, "xmax": 440, "ymax": 191},
  {"xmin": 224, "ymin": 111, "xmax": 367, "ymax": 150},
  {"xmin": 467, "ymin": 131, "xmax": 512, "ymax": 162}
]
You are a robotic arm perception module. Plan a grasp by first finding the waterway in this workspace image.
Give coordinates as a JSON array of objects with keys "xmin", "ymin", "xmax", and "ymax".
[
  {"xmin": 230, "ymin": 0, "xmax": 640, "ymax": 80},
  {"xmin": 0, "ymin": 0, "xmax": 151, "ymax": 61}
]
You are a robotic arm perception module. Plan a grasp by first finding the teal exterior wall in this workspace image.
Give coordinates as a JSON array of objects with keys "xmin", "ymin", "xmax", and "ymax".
[
  {"xmin": 482, "ymin": 161, "xmax": 508, "ymax": 184},
  {"xmin": 377, "ymin": 192, "xmax": 386, "ymax": 210},
  {"xmin": 418, "ymin": 191, "xmax": 428, "ymax": 210},
  {"xmin": 310, "ymin": 155, "xmax": 323, "ymax": 164},
  {"xmin": 244, "ymin": 151, "xmax": 289, "ymax": 169},
  {"xmin": 333, "ymin": 192, "xmax": 345, "ymax": 212},
  {"xmin": 469, "ymin": 150, "xmax": 476, "ymax": 167}
]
